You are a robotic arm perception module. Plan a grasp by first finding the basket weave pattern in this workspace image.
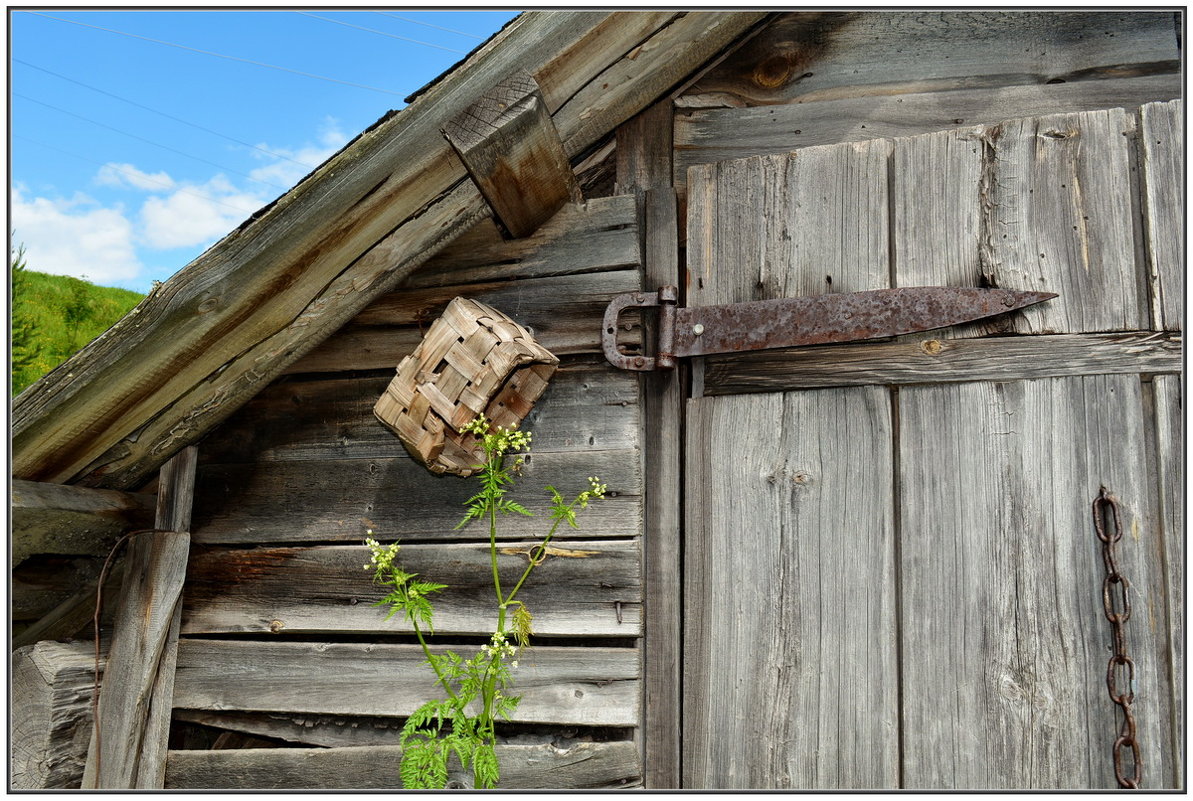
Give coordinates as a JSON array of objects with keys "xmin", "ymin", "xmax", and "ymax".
[{"xmin": 374, "ymin": 297, "xmax": 558, "ymax": 476}]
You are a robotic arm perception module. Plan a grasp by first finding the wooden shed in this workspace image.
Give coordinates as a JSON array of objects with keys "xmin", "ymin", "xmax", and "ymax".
[{"xmin": 10, "ymin": 10, "xmax": 1184, "ymax": 790}]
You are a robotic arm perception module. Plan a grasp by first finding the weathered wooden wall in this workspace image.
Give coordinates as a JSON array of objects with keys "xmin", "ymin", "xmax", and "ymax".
[{"xmin": 165, "ymin": 194, "xmax": 646, "ymax": 789}]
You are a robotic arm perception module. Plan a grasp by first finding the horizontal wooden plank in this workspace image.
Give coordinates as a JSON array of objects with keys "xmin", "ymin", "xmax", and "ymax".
[
  {"xmin": 165, "ymin": 741, "xmax": 642, "ymax": 789},
  {"xmin": 191, "ymin": 448, "xmax": 641, "ymax": 544},
  {"xmin": 674, "ymin": 74, "xmax": 1180, "ymax": 192},
  {"xmin": 11, "ymin": 480, "xmax": 156, "ymax": 565},
  {"xmin": 173, "ymin": 709, "xmax": 406, "ymax": 748},
  {"xmin": 182, "ymin": 540, "xmax": 640, "ymax": 637},
  {"xmin": 173, "ymin": 639, "xmax": 639, "ymax": 725},
  {"xmin": 202, "ymin": 359, "xmax": 639, "ymax": 464},
  {"xmin": 286, "ymin": 269, "xmax": 642, "ymax": 374},
  {"xmin": 404, "ymin": 195, "xmax": 639, "ymax": 288},
  {"xmin": 702, "ymin": 331, "xmax": 1181, "ymax": 395},
  {"xmin": 680, "ymin": 11, "xmax": 1179, "ymax": 108}
]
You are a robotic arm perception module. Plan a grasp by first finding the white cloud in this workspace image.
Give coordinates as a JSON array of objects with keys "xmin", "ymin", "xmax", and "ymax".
[
  {"xmin": 95, "ymin": 163, "xmax": 176, "ymax": 192},
  {"xmin": 138, "ymin": 176, "xmax": 264, "ymax": 250},
  {"xmin": 10, "ymin": 185, "xmax": 143, "ymax": 285},
  {"xmin": 248, "ymin": 118, "xmax": 350, "ymax": 190}
]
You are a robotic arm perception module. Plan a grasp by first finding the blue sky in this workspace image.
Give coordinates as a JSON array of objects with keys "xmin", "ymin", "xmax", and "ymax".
[{"xmin": 9, "ymin": 8, "xmax": 519, "ymax": 293}]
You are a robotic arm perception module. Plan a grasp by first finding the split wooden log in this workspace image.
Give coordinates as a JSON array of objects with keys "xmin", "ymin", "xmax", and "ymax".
[
  {"xmin": 445, "ymin": 69, "xmax": 581, "ymax": 238},
  {"xmin": 10, "ymin": 480, "xmax": 155, "ymax": 566},
  {"xmin": 81, "ymin": 447, "xmax": 198, "ymax": 789},
  {"xmin": 11, "ymin": 641, "xmax": 104, "ymax": 789}
]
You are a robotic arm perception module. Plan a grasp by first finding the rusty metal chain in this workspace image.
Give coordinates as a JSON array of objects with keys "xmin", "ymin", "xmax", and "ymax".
[{"xmin": 1093, "ymin": 488, "xmax": 1142, "ymax": 789}]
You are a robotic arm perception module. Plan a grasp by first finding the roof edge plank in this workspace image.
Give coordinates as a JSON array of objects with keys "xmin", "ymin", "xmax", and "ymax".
[{"xmin": 11, "ymin": 11, "xmax": 766, "ymax": 490}]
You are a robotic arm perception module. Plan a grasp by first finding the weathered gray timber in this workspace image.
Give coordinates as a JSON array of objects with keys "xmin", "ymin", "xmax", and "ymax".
[
  {"xmin": 172, "ymin": 709, "xmax": 407, "ymax": 748},
  {"xmin": 10, "ymin": 480, "xmax": 155, "ymax": 565},
  {"xmin": 164, "ymin": 741, "xmax": 642, "ymax": 789},
  {"xmin": 445, "ymin": 69, "xmax": 581, "ymax": 238},
  {"xmin": 172, "ymin": 640, "xmax": 638, "ymax": 726},
  {"xmin": 685, "ymin": 389, "xmax": 898, "ymax": 788},
  {"xmin": 182, "ymin": 539, "xmax": 640, "ymax": 636},
  {"xmin": 11, "ymin": 641, "xmax": 104, "ymax": 789},
  {"xmin": 202, "ymin": 360, "xmax": 639, "ymax": 464},
  {"xmin": 1139, "ymin": 100, "xmax": 1183, "ymax": 331},
  {"xmin": 674, "ymin": 75, "xmax": 1179, "ymax": 193},
  {"xmin": 898, "ymin": 375, "xmax": 1177, "ymax": 788},
  {"xmin": 1152, "ymin": 374, "xmax": 1184, "ymax": 787},
  {"xmin": 12, "ymin": 563, "xmax": 120, "ymax": 649},
  {"xmin": 680, "ymin": 11, "xmax": 1179, "ymax": 108},
  {"xmin": 287, "ymin": 269, "xmax": 641, "ymax": 374},
  {"xmin": 402, "ymin": 194, "xmax": 639, "ymax": 289},
  {"xmin": 616, "ymin": 99, "xmax": 683, "ymax": 789},
  {"xmin": 894, "ymin": 108, "xmax": 1149, "ymax": 335},
  {"xmin": 700, "ymin": 331, "xmax": 1181, "ymax": 395},
  {"xmin": 11, "ymin": 11, "xmax": 764, "ymax": 491},
  {"xmin": 190, "ymin": 448, "xmax": 641, "ymax": 544},
  {"xmin": 82, "ymin": 446, "xmax": 197, "ymax": 789}
]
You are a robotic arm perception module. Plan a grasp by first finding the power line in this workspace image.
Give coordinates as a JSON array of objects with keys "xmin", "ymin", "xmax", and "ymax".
[
  {"xmin": 24, "ymin": 11, "xmax": 408, "ymax": 98},
  {"xmin": 372, "ymin": 12, "xmax": 486, "ymax": 40},
  {"xmin": 13, "ymin": 134, "xmax": 263, "ymax": 216},
  {"xmin": 14, "ymin": 92, "xmax": 291, "ymax": 192},
  {"xmin": 296, "ymin": 11, "xmax": 468, "ymax": 54},
  {"xmin": 14, "ymin": 58, "xmax": 317, "ymax": 171}
]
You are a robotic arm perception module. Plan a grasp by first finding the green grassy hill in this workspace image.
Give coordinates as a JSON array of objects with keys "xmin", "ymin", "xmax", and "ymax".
[{"xmin": 11, "ymin": 254, "xmax": 146, "ymax": 396}]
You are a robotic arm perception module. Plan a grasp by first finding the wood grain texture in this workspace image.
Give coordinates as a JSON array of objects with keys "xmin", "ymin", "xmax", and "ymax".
[
  {"xmin": 202, "ymin": 359, "xmax": 639, "ymax": 464},
  {"xmin": 288, "ymin": 269, "xmax": 642, "ymax": 374},
  {"xmin": 402, "ymin": 194, "xmax": 639, "ymax": 289},
  {"xmin": 1139, "ymin": 99, "xmax": 1183, "ymax": 331},
  {"xmin": 616, "ymin": 100, "xmax": 682, "ymax": 789},
  {"xmin": 893, "ymin": 108, "xmax": 1149, "ymax": 335},
  {"xmin": 701, "ymin": 331, "xmax": 1181, "ymax": 395},
  {"xmin": 11, "ymin": 11, "xmax": 761, "ymax": 491},
  {"xmin": 898, "ymin": 375, "xmax": 1177, "ymax": 788},
  {"xmin": 172, "ymin": 639, "xmax": 639, "ymax": 726},
  {"xmin": 684, "ymin": 389, "xmax": 898, "ymax": 788},
  {"xmin": 10, "ymin": 480, "xmax": 155, "ymax": 565},
  {"xmin": 674, "ymin": 74, "xmax": 1180, "ymax": 193},
  {"xmin": 164, "ymin": 741, "xmax": 642, "ymax": 789},
  {"xmin": 12, "ymin": 561, "xmax": 123, "ymax": 649},
  {"xmin": 190, "ymin": 447, "xmax": 640, "ymax": 545},
  {"xmin": 1151, "ymin": 374, "xmax": 1183, "ymax": 787},
  {"xmin": 182, "ymin": 540, "xmax": 640, "ymax": 636},
  {"xmin": 81, "ymin": 529, "xmax": 190, "ymax": 788},
  {"xmin": 680, "ymin": 11, "xmax": 1180, "ymax": 108},
  {"xmin": 445, "ymin": 69, "xmax": 581, "ymax": 238},
  {"xmin": 11, "ymin": 641, "xmax": 104, "ymax": 789}
]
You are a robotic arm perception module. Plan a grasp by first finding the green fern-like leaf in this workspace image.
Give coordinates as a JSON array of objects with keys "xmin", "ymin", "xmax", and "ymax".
[{"xmin": 473, "ymin": 742, "xmax": 500, "ymax": 789}]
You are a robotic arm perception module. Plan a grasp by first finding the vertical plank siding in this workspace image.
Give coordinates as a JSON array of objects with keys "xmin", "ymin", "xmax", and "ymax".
[
  {"xmin": 685, "ymin": 389, "xmax": 898, "ymax": 788},
  {"xmin": 1139, "ymin": 100, "xmax": 1183, "ymax": 331},
  {"xmin": 898, "ymin": 376, "xmax": 1175, "ymax": 788}
]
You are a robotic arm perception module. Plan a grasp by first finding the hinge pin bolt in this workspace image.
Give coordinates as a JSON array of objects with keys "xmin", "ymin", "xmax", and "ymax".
[{"xmin": 692, "ymin": 323, "xmax": 705, "ymax": 336}]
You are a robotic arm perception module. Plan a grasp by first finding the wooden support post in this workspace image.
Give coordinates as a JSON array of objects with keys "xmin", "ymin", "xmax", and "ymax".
[
  {"xmin": 444, "ymin": 68, "xmax": 581, "ymax": 239},
  {"xmin": 81, "ymin": 446, "xmax": 197, "ymax": 789},
  {"xmin": 616, "ymin": 101, "xmax": 683, "ymax": 790}
]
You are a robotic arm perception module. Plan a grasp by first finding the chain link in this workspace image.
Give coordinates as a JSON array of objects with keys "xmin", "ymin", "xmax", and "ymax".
[{"xmin": 1093, "ymin": 488, "xmax": 1142, "ymax": 789}]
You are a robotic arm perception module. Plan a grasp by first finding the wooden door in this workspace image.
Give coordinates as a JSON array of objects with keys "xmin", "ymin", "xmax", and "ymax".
[{"xmin": 681, "ymin": 102, "xmax": 1182, "ymax": 789}]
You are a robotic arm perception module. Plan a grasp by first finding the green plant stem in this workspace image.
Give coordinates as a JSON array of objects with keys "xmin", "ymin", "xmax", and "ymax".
[
  {"xmin": 505, "ymin": 512, "xmax": 569, "ymax": 605},
  {"xmin": 410, "ymin": 616, "xmax": 458, "ymax": 702},
  {"xmin": 489, "ymin": 500, "xmax": 503, "ymax": 606}
]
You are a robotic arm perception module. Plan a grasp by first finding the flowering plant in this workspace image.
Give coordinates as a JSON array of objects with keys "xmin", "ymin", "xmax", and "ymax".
[{"xmin": 365, "ymin": 413, "xmax": 606, "ymax": 788}]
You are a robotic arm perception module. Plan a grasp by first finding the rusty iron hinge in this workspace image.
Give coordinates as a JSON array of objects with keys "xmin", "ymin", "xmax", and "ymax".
[{"xmin": 602, "ymin": 285, "xmax": 1056, "ymax": 371}]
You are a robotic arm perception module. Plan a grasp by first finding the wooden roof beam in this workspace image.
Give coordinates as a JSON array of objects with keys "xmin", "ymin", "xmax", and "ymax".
[
  {"xmin": 445, "ymin": 69, "xmax": 582, "ymax": 239},
  {"xmin": 11, "ymin": 479, "xmax": 156, "ymax": 566}
]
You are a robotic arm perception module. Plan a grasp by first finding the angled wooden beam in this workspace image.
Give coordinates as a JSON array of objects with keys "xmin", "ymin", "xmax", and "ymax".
[
  {"xmin": 11, "ymin": 11, "xmax": 766, "ymax": 494},
  {"xmin": 82, "ymin": 447, "xmax": 197, "ymax": 789},
  {"xmin": 11, "ymin": 479, "xmax": 156, "ymax": 565}
]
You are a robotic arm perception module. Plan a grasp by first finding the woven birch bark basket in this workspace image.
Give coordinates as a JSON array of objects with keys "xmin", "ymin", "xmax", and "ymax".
[{"xmin": 374, "ymin": 297, "xmax": 559, "ymax": 476}]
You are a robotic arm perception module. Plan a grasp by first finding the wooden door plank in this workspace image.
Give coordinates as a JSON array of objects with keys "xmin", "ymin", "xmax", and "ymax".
[
  {"xmin": 699, "ymin": 330, "xmax": 1181, "ymax": 396},
  {"xmin": 898, "ymin": 375, "xmax": 1176, "ymax": 788},
  {"xmin": 893, "ymin": 107, "xmax": 1149, "ymax": 335},
  {"xmin": 616, "ymin": 98, "xmax": 683, "ymax": 789},
  {"xmin": 182, "ymin": 540, "xmax": 640, "ymax": 637},
  {"xmin": 1139, "ymin": 99, "xmax": 1183, "ymax": 331},
  {"xmin": 1151, "ymin": 373, "xmax": 1183, "ymax": 786},
  {"xmin": 172, "ymin": 640, "xmax": 639, "ymax": 727},
  {"xmin": 674, "ymin": 74, "xmax": 1179, "ymax": 193},
  {"xmin": 684, "ymin": 389, "xmax": 898, "ymax": 788},
  {"xmin": 165, "ymin": 741, "xmax": 642, "ymax": 789}
]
